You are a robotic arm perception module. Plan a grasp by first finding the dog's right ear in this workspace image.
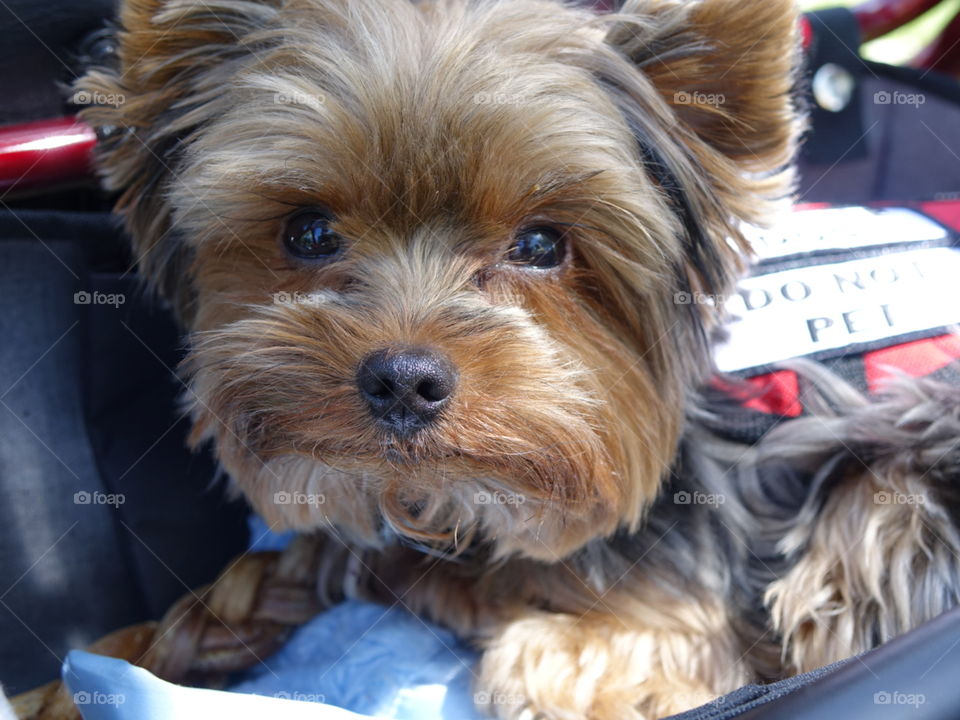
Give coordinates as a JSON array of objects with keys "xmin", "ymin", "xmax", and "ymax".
[{"xmin": 77, "ymin": 1, "xmax": 281, "ymax": 323}]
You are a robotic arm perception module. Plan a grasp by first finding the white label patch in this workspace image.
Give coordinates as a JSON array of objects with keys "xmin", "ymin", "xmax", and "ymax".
[
  {"xmin": 743, "ymin": 207, "xmax": 948, "ymax": 262},
  {"xmin": 714, "ymin": 246, "xmax": 960, "ymax": 373}
]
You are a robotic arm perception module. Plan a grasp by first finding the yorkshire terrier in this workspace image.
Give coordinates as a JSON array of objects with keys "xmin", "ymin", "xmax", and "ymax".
[{"xmin": 77, "ymin": 0, "xmax": 960, "ymax": 718}]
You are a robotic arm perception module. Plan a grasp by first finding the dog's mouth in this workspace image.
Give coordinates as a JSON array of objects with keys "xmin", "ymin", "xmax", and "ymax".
[
  {"xmin": 376, "ymin": 438, "xmax": 465, "ymax": 465},
  {"xmin": 380, "ymin": 446, "xmax": 447, "ymax": 465},
  {"xmin": 278, "ymin": 433, "xmax": 476, "ymax": 478}
]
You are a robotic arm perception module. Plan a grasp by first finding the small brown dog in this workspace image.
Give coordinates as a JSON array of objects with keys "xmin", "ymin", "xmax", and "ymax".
[{"xmin": 78, "ymin": 1, "xmax": 960, "ymax": 717}]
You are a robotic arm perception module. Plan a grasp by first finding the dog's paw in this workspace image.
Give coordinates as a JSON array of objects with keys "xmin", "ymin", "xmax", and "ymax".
[{"xmin": 476, "ymin": 612, "xmax": 719, "ymax": 720}]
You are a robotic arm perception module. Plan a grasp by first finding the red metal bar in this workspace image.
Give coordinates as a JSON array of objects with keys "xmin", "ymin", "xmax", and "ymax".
[
  {"xmin": 0, "ymin": 117, "xmax": 97, "ymax": 197},
  {"xmin": 854, "ymin": 0, "xmax": 945, "ymax": 42}
]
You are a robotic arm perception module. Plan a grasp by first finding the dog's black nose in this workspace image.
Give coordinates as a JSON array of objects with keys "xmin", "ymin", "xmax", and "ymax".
[{"xmin": 357, "ymin": 348, "xmax": 457, "ymax": 435}]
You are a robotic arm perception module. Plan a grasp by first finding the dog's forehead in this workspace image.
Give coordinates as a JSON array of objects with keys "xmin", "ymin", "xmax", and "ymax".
[{"xmin": 190, "ymin": 1, "xmax": 637, "ymax": 229}]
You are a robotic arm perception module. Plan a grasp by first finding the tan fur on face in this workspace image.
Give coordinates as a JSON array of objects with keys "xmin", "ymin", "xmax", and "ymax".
[{"xmin": 184, "ymin": 241, "xmax": 674, "ymax": 559}]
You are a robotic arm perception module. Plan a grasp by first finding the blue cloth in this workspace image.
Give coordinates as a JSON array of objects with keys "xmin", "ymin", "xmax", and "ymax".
[
  {"xmin": 62, "ymin": 599, "xmax": 484, "ymax": 720},
  {"xmin": 230, "ymin": 600, "xmax": 482, "ymax": 719},
  {"xmin": 62, "ymin": 652, "xmax": 367, "ymax": 720},
  {"xmin": 62, "ymin": 517, "xmax": 484, "ymax": 720}
]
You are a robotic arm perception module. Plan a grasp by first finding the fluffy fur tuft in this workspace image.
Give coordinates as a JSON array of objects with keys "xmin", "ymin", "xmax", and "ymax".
[{"xmin": 757, "ymin": 366, "xmax": 960, "ymax": 674}]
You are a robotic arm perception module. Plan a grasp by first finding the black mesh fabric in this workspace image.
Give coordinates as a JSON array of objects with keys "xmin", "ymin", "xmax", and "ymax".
[{"xmin": 0, "ymin": 210, "xmax": 249, "ymax": 692}]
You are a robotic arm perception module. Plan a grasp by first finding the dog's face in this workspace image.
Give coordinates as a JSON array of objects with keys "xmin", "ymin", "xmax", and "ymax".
[{"xmin": 79, "ymin": 0, "xmax": 800, "ymax": 560}]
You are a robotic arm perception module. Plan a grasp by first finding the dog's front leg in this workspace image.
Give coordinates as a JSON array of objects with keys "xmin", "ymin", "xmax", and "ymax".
[
  {"xmin": 475, "ymin": 600, "xmax": 751, "ymax": 720},
  {"xmin": 373, "ymin": 542, "xmax": 756, "ymax": 719}
]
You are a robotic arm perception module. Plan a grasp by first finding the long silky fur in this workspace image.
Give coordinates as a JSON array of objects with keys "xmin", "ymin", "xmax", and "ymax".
[
  {"xmin": 752, "ymin": 364, "xmax": 960, "ymax": 674},
  {"xmin": 70, "ymin": 2, "xmax": 960, "ymax": 719}
]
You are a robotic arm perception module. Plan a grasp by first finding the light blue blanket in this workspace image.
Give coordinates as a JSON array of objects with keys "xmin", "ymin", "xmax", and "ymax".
[
  {"xmin": 62, "ymin": 519, "xmax": 485, "ymax": 720},
  {"xmin": 64, "ymin": 600, "xmax": 484, "ymax": 720}
]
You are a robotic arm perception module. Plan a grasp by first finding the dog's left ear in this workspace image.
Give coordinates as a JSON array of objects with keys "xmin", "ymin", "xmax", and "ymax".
[
  {"xmin": 598, "ymin": 0, "xmax": 802, "ymax": 331},
  {"xmin": 608, "ymin": 0, "xmax": 802, "ymax": 178},
  {"xmin": 606, "ymin": 0, "xmax": 803, "ymax": 223}
]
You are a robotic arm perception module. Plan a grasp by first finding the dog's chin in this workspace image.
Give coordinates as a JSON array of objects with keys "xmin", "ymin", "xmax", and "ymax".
[{"xmin": 228, "ymin": 451, "xmax": 617, "ymax": 562}]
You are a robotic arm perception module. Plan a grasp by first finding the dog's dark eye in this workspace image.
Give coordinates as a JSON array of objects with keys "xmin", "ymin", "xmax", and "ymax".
[
  {"xmin": 282, "ymin": 210, "xmax": 342, "ymax": 260},
  {"xmin": 507, "ymin": 227, "xmax": 566, "ymax": 269}
]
